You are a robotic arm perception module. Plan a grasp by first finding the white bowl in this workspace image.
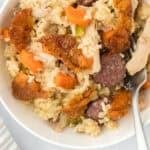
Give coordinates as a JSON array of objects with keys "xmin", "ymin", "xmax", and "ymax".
[{"xmin": 0, "ymin": 0, "xmax": 150, "ymax": 149}]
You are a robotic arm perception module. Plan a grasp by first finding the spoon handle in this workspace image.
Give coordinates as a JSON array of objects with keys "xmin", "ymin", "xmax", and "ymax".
[{"xmin": 133, "ymin": 90, "xmax": 149, "ymax": 150}]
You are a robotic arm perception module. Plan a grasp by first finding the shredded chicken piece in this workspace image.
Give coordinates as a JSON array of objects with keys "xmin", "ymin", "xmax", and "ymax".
[
  {"xmin": 137, "ymin": 1, "xmax": 150, "ymax": 20},
  {"xmin": 39, "ymin": 34, "xmax": 93, "ymax": 72},
  {"xmin": 107, "ymin": 89, "xmax": 132, "ymax": 120},
  {"xmin": 126, "ymin": 18, "xmax": 150, "ymax": 75},
  {"xmin": 12, "ymin": 72, "xmax": 49, "ymax": 100},
  {"xmin": 9, "ymin": 9, "xmax": 34, "ymax": 51},
  {"xmin": 102, "ymin": 0, "xmax": 132, "ymax": 53},
  {"xmin": 113, "ymin": 0, "xmax": 132, "ymax": 16},
  {"xmin": 62, "ymin": 88, "xmax": 96, "ymax": 118},
  {"xmin": 131, "ymin": 0, "xmax": 138, "ymax": 15}
]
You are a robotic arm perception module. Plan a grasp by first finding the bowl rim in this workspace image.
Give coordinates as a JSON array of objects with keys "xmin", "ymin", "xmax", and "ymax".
[
  {"xmin": 0, "ymin": 97, "xmax": 136, "ymax": 149},
  {"xmin": 1, "ymin": 96, "xmax": 150, "ymax": 150},
  {"xmin": 0, "ymin": 0, "xmax": 150, "ymax": 149}
]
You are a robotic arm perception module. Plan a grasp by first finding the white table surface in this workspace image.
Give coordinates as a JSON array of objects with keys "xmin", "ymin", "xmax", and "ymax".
[{"xmin": 0, "ymin": 1, "xmax": 150, "ymax": 150}]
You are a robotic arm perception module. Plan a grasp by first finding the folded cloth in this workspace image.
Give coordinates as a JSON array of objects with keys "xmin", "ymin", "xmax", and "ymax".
[{"xmin": 0, "ymin": 118, "xmax": 19, "ymax": 150}]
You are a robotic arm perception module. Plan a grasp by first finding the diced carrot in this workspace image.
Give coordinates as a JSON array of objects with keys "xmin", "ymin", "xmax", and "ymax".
[
  {"xmin": 65, "ymin": 6, "xmax": 92, "ymax": 26},
  {"xmin": 19, "ymin": 50, "xmax": 43, "ymax": 73},
  {"xmin": 0, "ymin": 28, "xmax": 10, "ymax": 42},
  {"xmin": 12, "ymin": 72, "xmax": 49, "ymax": 100},
  {"xmin": 54, "ymin": 72, "xmax": 77, "ymax": 89},
  {"xmin": 142, "ymin": 80, "xmax": 150, "ymax": 90}
]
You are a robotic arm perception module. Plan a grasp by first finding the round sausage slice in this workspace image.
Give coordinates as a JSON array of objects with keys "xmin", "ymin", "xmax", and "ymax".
[
  {"xmin": 77, "ymin": 0, "xmax": 97, "ymax": 6},
  {"xmin": 85, "ymin": 98, "xmax": 111, "ymax": 121},
  {"xmin": 93, "ymin": 53, "xmax": 126, "ymax": 88}
]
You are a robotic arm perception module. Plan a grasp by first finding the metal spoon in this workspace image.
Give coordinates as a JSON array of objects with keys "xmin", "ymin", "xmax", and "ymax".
[{"xmin": 131, "ymin": 69, "xmax": 149, "ymax": 150}]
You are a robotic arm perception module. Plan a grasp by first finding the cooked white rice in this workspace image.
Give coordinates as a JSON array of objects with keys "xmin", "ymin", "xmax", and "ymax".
[
  {"xmin": 78, "ymin": 22, "xmax": 101, "ymax": 73},
  {"xmin": 6, "ymin": 58, "xmax": 19, "ymax": 78},
  {"xmin": 19, "ymin": 0, "xmax": 76, "ymax": 9},
  {"xmin": 34, "ymin": 98, "xmax": 62, "ymax": 121},
  {"xmin": 2, "ymin": 0, "xmax": 149, "ymax": 137},
  {"xmin": 75, "ymin": 118, "xmax": 101, "ymax": 136}
]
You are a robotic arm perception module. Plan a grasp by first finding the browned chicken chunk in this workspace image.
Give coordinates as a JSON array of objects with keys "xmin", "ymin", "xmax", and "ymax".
[
  {"xmin": 77, "ymin": 0, "xmax": 97, "ymax": 6},
  {"xmin": 107, "ymin": 89, "xmax": 132, "ymax": 120},
  {"xmin": 62, "ymin": 88, "xmax": 96, "ymax": 118},
  {"xmin": 102, "ymin": 0, "xmax": 132, "ymax": 53},
  {"xmin": 12, "ymin": 72, "xmax": 49, "ymax": 101},
  {"xmin": 39, "ymin": 34, "xmax": 93, "ymax": 72},
  {"xmin": 9, "ymin": 9, "xmax": 34, "ymax": 51}
]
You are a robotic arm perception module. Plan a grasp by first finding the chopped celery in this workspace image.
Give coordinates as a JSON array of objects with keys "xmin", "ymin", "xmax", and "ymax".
[
  {"xmin": 69, "ymin": 118, "xmax": 82, "ymax": 125},
  {"xmin": 75, "ymin": 25, "xmax": 85, "ymax": 38},
  {"xmin": 20, "ymin": 64, "xmax": 27, "ymax": 73}
]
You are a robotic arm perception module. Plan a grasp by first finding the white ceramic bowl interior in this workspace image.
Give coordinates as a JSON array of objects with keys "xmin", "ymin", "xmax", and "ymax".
[{"xmin": 0, "ymin": 0, "xmax": 150, "ymax": 149}]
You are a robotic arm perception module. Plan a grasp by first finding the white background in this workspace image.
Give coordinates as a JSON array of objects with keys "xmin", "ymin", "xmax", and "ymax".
[{"xmin": 0, "ymin": 0, "xmax": 150, "ymax": 149}]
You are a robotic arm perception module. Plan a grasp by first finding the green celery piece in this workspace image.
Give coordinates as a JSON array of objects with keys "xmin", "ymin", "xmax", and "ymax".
[{"xmin": 75, "ymin": 25, "xmax": 85, "ymax": 38}]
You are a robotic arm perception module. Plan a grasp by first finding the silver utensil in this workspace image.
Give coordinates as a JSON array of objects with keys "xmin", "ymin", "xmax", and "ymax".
[
  {"xmin": 131, "ymin": 69, "xmax": 149, "ymax": 150},
  {"xmin": 129, "ymin": 36, "xmax": 149, "ymax": 150}
]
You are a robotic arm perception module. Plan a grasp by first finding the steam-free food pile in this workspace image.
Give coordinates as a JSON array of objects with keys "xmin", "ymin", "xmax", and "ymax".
[{"xmin": 1, "ymin": 0, "xmax": 150, "ymax": 136}]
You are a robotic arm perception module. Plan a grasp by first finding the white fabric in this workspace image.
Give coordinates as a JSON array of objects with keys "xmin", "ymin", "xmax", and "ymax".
[{"xmin": 0, "ymin": 118, "xmax": 19, "ymax": 150}]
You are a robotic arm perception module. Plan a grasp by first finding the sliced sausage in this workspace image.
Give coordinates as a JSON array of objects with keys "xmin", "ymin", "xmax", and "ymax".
[
  {"xmin": 93, "ymin": 53, "xmax": 126, "ymax": 87},
  {"xmin": 77, "ymin": 0, "xmax": 97, "ymax": 6},
  {"xmin": 85, "ymin": 98, "xmax": 111, "ymax": 121}
]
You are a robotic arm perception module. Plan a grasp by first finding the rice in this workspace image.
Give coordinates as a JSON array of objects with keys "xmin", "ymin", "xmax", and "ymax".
[
  {"xmin": 75, "ymin": 118, "xmax": 101, "ymax": 136},
  {"xmin": 93, "ymin": 0, "xmax": 116, "ymax": 29},
  {"xmin": 105, "ymin": 120, "xmax": 118, "ymax": 129},
  {"xmin": 4, "ymin": 45, "xmax": 17, "ymax": 59},
  {"xmin": 46, "ymin": 7, "xmax": 69, "ymax": 26},
  {"xmin": 78, "ymin": 22, "xmax": 101, "ymax": 73},
  {"xmin": 32, "ymin": 19, "xmax": 49, "ymax": 39},
  {"xmin": 31, "ymin": 14, "xmax": 68, "ymax": 41},
  {"xmin": 93, "ymin": 1, "xmax": 114, "ymax": 21},
  {"xmin": 34, "ymin": 98, "xmax": 62, "ymax": 121},
  {"xmin": 36, "ymin": 68, "xmax": 59, "ymax": 90},
  {"xmin": 2, "ymin": 0, "xmax": 150, "ymax": 137},
  {"xmin": 30, "ymin": 42, "xmax": 57, "ymax": 68},
  {"xmin": 32, "ymin": 8, "xmax": 48, "ymax": 18},
  {"xmin": 96, "ymin": 97, "xmax": 112, "ymax": 126},
  {"xmin": 4, "ymin": 45, "xmax": 19, "ymax": 77},
  {"xmin": 19, "ymin": 0, "xmax": 75, "ymax": 9},
  {"xmin": 6, "ymin": 58, "xmax": 19, "ymax": 78}
]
